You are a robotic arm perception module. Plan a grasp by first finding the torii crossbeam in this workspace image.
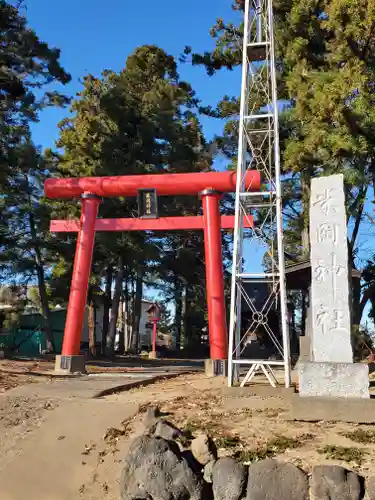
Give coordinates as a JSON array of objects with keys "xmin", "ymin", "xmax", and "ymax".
[{"xmin": 45, "ymin": 170, "xmax": 260, "ymax": 374}]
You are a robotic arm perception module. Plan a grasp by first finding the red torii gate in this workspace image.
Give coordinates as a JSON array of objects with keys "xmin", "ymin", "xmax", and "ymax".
[{"xmin": 44, "ymin": 171, "xmax": 260, "ymax": 373}]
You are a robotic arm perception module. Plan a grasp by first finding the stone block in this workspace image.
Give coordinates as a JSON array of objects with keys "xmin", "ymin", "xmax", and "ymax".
[
  {"xmin": 143, "ymin": 405, "xmax": 161, "ymax": 429},
  {"xmin": 299, "ymin": 362, "xmax": 369, "ymax": 398},
  {"xmin": 212, "ymin": 457, "xmax": 247, "ymax": 500},
  {"xmin": 247, "ymin": 458, "xmax": 308, "ymax": 500},
  {"xmin": 150, "ymin": 420, "xmax": 183, "ymax": 441},
  {"xmin": 221, "ymin": 385, "xmax": 296, "ymax": 398},
  {"xmin": 119, "ymin": 435, "xmax": 203, "ymax": 500},
  {"xmin": 205, "ymin": 359, "xmax": 228, "ymax": 377},
  {"xmin": 191, "ymin": 433, "xmax": 217, "ymax": 465},
  {"xmin": 54, "ymin": 354, "xmax": 86, "ymax": 374},
  {"xmin": 290, "ymin": 394, "xmax": 375, "ymax": 423},
  {"xmin": 311, "ymin": 465, "xmax": 361, "ymax": 500},
  {"xmin": 203, "ymin": 460, "xmax": 215, "ymax": 483},
  {"xmin": 365, "ymin": 476, "xmax": 375, "ymax": 500}
]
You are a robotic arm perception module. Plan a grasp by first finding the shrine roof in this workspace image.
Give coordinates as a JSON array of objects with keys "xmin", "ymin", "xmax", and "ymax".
[{"xmin": 285, "ymin": 259, "xmax": 361, "ymax": 290}]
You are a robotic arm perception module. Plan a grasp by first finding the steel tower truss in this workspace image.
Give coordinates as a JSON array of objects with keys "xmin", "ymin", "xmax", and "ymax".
[{"xmin": 228, "ymin": 0, "xmax": 291, "ymax": 387}]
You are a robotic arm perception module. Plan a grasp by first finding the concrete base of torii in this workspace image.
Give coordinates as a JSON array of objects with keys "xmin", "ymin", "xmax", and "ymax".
[
  {"xmin": 54, "ymin": 354, "xmax": 86, "ymax": 375},
  {"xmin": 204, "ymin": 359, "xmax": 228, "ymax": 377}
]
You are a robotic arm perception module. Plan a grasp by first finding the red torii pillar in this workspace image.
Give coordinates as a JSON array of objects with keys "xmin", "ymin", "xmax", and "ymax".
[
  {"xmin": 200, "ymin": 189, "xmax": 227, "ymax": 361},
  {"xmin": 44, "ymin": 171, "xmax": 260, "ymax": 373}
]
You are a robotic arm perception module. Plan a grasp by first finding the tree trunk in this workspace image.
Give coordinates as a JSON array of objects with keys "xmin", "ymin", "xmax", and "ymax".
[
  {"xmin": 102, "ymin": 265, "xmax": 113, "ymax": 355},
  {"xmin": 182, "ymin": 285, "xmax": 188, "ymax": 345},
  {"xmin": 106, "ymin": 257, "xmax": 124, "ymax": 356},
  {"xmin": 118, "ymin": 290, "xmax": 125, "ymax": 354},
  {"xmin": 124, "ymin": 278, "xmax": 131, "ymax": 351},
  {"xmin": 301, "ymin": 171, "xmax": 311, "ymax": 257},
  {"xmin": 29, "ymin": 212, "xmax": 54, "ymax": 353},
  {"xmin": 301, "ymin": 290, "xmax": 307, "ymax": 337},
  {"xmin": 129, "ymin": 274, "xmax": 136, "ymax": 349},
  {"xmin": 88, "ymin": 290, "xmax": 96, "ymax": 357},
  {"xmin": 352, "ymin": 276, "xmax": 362, "ymax": 328},
  {"xmin": 174, "ymin": 280, "xmax": 183, "ymax": 350},
  {"xmin": 132, "ymin": 270, "xmax": 143, "ymax": 354}
]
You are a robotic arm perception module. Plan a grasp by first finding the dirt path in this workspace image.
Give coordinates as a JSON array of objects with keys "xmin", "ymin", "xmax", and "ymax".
[
  {"xmin": 0, "ymin": 398, "xmax": 139, "ymax": 500},
  {"xmin": 0, "ymin": 384, "xmax": 140, "ymax": 500},
  {"xmin": 1, "ymin": 373, "xmax": 375, "ymax": 499}
]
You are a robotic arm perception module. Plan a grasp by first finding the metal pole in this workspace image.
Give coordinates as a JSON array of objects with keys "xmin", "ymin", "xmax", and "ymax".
[
  {"xmin": 256, "ymin": 0, "xmax": 262, "ymax": 42},
  {"xmin": 201, "ymin": 189, "xmax": 228, "ymax": 360},
  {"xmin": 228, "ymin": 0, "xmax": 251, "ymax": 386},
  {"xmin": 152, "ymin": 319, "xmax": 157, "ymax": 355},
  {"xmin": 61, "ymin": 193, "xmax": 101, "ymax": 356},
  {"xmin": 268, "ymin": 0, "xmax": 291, "ymax": 387}
]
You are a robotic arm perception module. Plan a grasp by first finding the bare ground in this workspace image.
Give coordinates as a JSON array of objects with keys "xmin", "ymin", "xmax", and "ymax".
[
  {"xmin": 1, "ymin": 373, "xmax": 375, "ymax": 499},
  {"xmin": 106, "ymin": 374, "xmax": 375, "ymax": 478}
]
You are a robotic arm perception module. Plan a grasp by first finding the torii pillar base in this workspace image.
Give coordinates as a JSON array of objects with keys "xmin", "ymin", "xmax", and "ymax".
[
  {"xmin": 54, "ymin": 355, "xmax": 86, "ymax": 375},
  {"xmin": 205, "ymin": 359, "xmax": 228, "ymax": 377},
  {"xmin": 148, "ymin": 351, "xmax": 160, "ymax": 360}
]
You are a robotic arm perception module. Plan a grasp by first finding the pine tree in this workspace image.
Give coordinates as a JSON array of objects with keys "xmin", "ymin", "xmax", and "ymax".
[
  {"xmin": 0, "ymin": 1, "xmax": 70, "ymax": 350},
  {"xmin": 50, "ymin": 45, "xmax": 212, "ymax": 353},
  {"xmin": 185, "ymin": 0, "xmax": 375, "ymax": 327},
  {"xmin": 0, "ymin": 0, "xmax": 70, "ymax": 188}
]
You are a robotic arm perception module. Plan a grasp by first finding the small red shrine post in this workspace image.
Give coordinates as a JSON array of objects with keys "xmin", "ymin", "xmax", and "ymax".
[
  {"xmin": 147, "ymin": 303, "xmax": 161, "ymax": 359},
  {"xmin": 45, "ymin": 171, "xmax": 260, "ymax": 374}
]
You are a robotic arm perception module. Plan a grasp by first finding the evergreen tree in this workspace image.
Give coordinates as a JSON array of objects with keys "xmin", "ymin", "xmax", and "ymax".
[
  {"xmin": 0, "ymin": 0, "xmax": 70, "ymax": 188},
  {"xmin": 0, "ymin": 1, "xmax": 70, "ymax": 350},
  {"xmin": 51, "ymin": 45, "xmax": 212, "ymax": 353},
  {"xmin": 185, "ymin": 0, "xmax": 375, "ymax": 327}
]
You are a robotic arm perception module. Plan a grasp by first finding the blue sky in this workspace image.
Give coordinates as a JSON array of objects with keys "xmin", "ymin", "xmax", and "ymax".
[
  {"xmin": 25, "ymin": 0, "xmax": 241, "ymax": 152},
  {"xmin": 23, "ymin": 1, "xmax": 374, "ymax": 327},
  {"xmin": 23, "ymin": 0, "xmax": 249, "ymax": 305}
]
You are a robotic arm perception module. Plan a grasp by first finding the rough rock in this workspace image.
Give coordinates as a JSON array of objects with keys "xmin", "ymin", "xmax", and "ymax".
[
  {"xmin": 182, "ymin": 450, "xmax": 205, "ymax": 475},
  {"xmin": 191, "ymin": 433, "xmax": 217, "ymax": 465},
  {"xmin": 150, "ymin": 419, "xmax": 183, "ymax": 441},
  {"xmin": 120, "ymin": 434, "xmax": 203, "ymax": 500},
  {"xmin": 247, "ymin": 458, "xmax": 308, "ymax": 500},
  {"xmin": 204, "ymin": 460, "xmax": 216, "ymax": 483},
  {"xmin": 143, "ymin": 406, "xmax": 183, "ymax": 442},
  {"xmin": 143, "ymin": 406, "xmax": 161, "ymax": 429},
  {"xmin": 212, "ymin": 457, "xmax": 247, "ymax": 500},
  {"xmin": 365, "ymin": 476, "xmax": 375, "ymax": 500},
  {"xmin": 311, "ymin": 465, "xmax": 362, "ymax": 500}
]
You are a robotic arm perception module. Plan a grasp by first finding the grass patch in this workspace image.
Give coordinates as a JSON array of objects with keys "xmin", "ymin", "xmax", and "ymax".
[
  {"xmin": 183, "ymin": 418, "xmax": 222, "ymax": 439},
  {"xmin": 182, "ymin": 421, "xmax": 199, "ymax": 441},
  {"xmin": 298, "ymin": 433, "xmax": 315, "ymax": 441},
  {"xmin": 268, "ymin": 435, "xmax": 304, "ymax": 451},
  {"xmin": 342, "ymin": 429, "xmax": 375, "ymax": 444},
  {"xmin": 236, "ymin": 447, "xmax": 271, "ymax": 463},
  {"xmin": 224, "ymin": 408, "xmax": 253, "ymax": 418},
  {"xmin": 250, "ymin": 407, "xmax": 282, "ymax": 418},
  {"xmin": 317, "ymin": 445, "xmax": 366, "ymax": 464},
  {"xmin": 215, "ymin": 434, "xmax": 241, "ymax": 449},
  {"xmin": 235, "ymin": 434, "xmax": 309, "ymax": 463}
]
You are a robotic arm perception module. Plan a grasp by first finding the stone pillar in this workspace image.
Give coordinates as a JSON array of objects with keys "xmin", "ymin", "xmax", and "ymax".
[
  {"xmin": 309, "ymin": 175, "xmax": 352, "ymax": 362},
  {"xmin": 299, "ymin": 174, "xmax": 369, "ymax": 398}
]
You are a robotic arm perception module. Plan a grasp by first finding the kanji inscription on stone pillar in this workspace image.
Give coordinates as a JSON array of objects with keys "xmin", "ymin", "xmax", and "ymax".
[{"xmin": 310, "ymin": 174, "xmax": 353, "ymax": 363}]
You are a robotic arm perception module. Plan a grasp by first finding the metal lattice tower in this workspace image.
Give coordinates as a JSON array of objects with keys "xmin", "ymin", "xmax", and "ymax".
[{"xmin": 228, "ymin": 0, "xmax": 291, "ymax": 387}]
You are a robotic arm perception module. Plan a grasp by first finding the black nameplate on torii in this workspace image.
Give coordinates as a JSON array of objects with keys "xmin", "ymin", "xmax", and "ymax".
[{"xmin": 137, "ymin": 189, "xmax": 159, "ymax": 219}]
